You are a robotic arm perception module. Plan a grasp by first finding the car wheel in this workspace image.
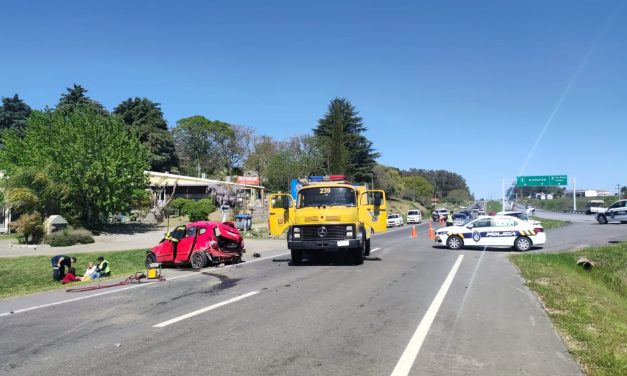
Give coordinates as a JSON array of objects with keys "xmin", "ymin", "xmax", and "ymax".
[
  {"xmin": 597, "ymin": 215, "xmax": 608, "ymax": 224},
  {"xmin": 145, "ymin": 253, "xmax": 157, "ymax": 268},
  {"xmin": 621, "ymin": 221, "xmax": 627, "ymax": 224},
  {"xmin": 446, "ymin": 236, "xmax": 463, "ymax": 250},
  {"xmin": 514, "ymin": 236, "xmax": 531, "ymax": 252},
  {"xmin": 352, "ymin": 244, "xmax": 364, "ymax": 265},
  {"xmin": 190, "ymin": 252, "xmax": 208, "ymax": 269},
  {"xmin": 291, "ymin": 249, "xmax": 303, "ymax": 265}
]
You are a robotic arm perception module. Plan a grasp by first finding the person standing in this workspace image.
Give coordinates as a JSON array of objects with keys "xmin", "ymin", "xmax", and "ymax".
[
  {"xmin": 51, "ymin": 255, "xmax": 77, "ymax": 282},
  {"xmin": 446, "ymin": 212, "xmax": 454, "ymax": 227}
]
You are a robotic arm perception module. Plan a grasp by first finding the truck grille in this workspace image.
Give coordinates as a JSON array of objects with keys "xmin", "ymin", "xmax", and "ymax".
[{"xmin": 301, "ymin": 225, "xmax": 350, "ymax": 240}]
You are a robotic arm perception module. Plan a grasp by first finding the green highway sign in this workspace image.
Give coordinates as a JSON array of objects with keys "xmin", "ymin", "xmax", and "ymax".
[{"xmin": 516, "ymin": 175, "xmax": 568, "ymax": 187}]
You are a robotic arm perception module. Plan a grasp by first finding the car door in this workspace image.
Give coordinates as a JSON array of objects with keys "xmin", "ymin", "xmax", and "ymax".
[
  {"xmin": 467, "ymin": 217, "xmax": 495, "ymax": 246},
  {"xmin": 175, "ymin": 225, "xmax": 197, "ymax": 262},
  {"xmin": 492, "ymin": 217, "xmax": 519, "ymax": 246},
  {"xmin": 358, "ymin": 190, "xmax": 387, "ymax": 233},
  {"xmin": 268, "ymin": 194, "xmax": 295, "ymax": 236},
  {"xmin": 609, "ymin": 200, "xmax": 627, "ymax": 222}
]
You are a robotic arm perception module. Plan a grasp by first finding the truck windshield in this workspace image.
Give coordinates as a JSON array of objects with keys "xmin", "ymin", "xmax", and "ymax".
[{"xmin": 297, "ymin": 187, "xmax": 356, "ymax": 208}]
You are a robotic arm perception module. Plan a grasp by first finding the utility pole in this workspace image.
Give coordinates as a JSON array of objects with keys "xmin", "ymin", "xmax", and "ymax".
[
  {"xmin": 617, "ymin": 184, "xmax": 621, "ymax": 199},
  {"xmin": 572, "ymin": 178, "xmax": 577, "ymax": 212}
]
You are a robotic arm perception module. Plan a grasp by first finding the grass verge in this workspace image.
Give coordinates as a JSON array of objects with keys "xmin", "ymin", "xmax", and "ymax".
[
  {"xmin": 0, "ymin": 249, "xmax": 148, "ymax": 299},
  {"xmin": 511, "ymin": 243, "xmax": 627, "ymax": 376},
  {"xmin": 531, "ymin": 216, "xmax": 570, "ymax": 230}
]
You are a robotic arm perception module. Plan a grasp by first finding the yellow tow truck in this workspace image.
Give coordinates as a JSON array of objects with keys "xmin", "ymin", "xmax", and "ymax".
[{"xmin": 268, "ymin": 176, "xmax": 387, "ymax": 265}]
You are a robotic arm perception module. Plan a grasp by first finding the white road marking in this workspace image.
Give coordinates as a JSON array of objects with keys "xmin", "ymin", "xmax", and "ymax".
[
  {"xmin": 153, "ymin": 291, "xmax": 260, "ymax": 328},
  {"xmin": 0, "ymin": 282, "xmax": 155, "ymax": 317},
  {"xmin": 390, "ymin": 255, "xmax": 464, "ymax": 376},
  {"xmin": 0, "ymin": 252, "xmax": 290, "ymax": 317},
  {"xmin": 370, "ymin": 247, "xmax": 382, "ymax": 253}
]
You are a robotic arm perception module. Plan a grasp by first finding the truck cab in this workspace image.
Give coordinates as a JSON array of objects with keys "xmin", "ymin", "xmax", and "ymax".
[{"xmin": 268, "ymin": 176, "xmax": 387, "ymax": 265}]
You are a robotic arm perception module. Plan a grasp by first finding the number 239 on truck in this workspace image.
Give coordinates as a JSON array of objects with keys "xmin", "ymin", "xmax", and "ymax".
[{"xmin": 268, "ymin": 176, "xmax": 387, "ymax": 265}]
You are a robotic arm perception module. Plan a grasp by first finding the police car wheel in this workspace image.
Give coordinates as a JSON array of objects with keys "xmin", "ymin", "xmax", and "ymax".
[
  {"xmin": 514, "ymin": 237, "xmax": 531, "ymax": 252},
  {"xmin": 597, "ymin": 215, "xmax": 608, "ymax": 224},
  {"xmin": 446, "ymin": 236, "xmax": 463, "ymax": 250}
]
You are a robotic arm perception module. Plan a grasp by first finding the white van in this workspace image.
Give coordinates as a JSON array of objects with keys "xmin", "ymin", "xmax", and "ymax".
[{"xmin": 407, "ymin": 209, "xmax": 422, "ymax": 224}]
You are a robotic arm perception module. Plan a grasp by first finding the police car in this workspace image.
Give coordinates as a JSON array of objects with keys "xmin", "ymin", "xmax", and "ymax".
[
  {"xmin": 596, "ymin": 199, "xmax": 627, "ymax": 224},
  {"xmin": 435, "ymin": 215, "xmax": 546, "ymax": 252}
]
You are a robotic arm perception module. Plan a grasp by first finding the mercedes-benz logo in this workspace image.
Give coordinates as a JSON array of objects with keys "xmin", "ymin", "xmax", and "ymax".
[{"xmin": 318, "ymin": 226, "xmax": 327, "ymax": 237}]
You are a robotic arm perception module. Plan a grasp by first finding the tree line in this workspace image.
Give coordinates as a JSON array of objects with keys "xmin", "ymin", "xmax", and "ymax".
[{"xmin": 0, "ymin": 84, "xmax": 472, "ymax": 231}]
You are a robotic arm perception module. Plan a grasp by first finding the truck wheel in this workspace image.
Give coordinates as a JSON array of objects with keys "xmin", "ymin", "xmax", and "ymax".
[
  {"xmin": 291, "ymin": 249, "xmax": 303, "ymax": 265},
  {"xmin": 190, "ymin": 252, "xmax": 208, "ymax": 269},
  {"xmin": 364, "ymin": 238, "xmax": 371, "ymax": 256},
  {"xmin": 446, "ymin": 236, "xmax": 463, "ymax": 250},
  {"xmin": 145, "ymin": 253, "xmax": 157, "ymax": 268},
  {"xmin": 352, "ymin": 246, "xmax": 364, "ymax": 265},
  {"xmin": 597, "ymin": 215, "xmax": 608, "ymax": 224},
  {"xmin": 514, "ymin": 236, "xmax": 531, "ymax": 252}
]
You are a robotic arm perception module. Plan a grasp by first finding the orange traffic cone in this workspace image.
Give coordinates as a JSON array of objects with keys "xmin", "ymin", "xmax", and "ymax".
[
  {"xmin": 411, "ymin": 225, "xmax": 417, "ymax": 238},
  {"xmin": 428, "ymin": 222, "xmax": 435, "ymax": 240}
]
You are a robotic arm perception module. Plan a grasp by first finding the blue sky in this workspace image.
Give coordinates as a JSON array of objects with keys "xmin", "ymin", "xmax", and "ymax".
[{"xmin": 2, "ymin": 0, "xmax": 626, "ymax": 198}]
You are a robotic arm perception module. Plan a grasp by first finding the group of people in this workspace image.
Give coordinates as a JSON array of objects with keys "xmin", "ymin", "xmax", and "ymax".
[{"xmin": 50, "ymin": 255, "xmax": 111, "ymax": 284}]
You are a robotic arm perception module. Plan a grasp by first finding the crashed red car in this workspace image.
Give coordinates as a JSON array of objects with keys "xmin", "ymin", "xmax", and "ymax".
[{"xmin": 146, "ymin": 221, "xmax": 245, "ymax": 269}]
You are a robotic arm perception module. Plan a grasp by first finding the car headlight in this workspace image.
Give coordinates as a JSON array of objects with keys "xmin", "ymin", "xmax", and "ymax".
[{"xmin": 294, "ymin": 227, "xmax": 300, "ymax": 233}]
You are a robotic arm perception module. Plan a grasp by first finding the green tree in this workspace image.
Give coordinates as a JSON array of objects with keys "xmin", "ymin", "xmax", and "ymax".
[
  {"xmin": 266, "ymin": 136, "xmax": 325, "ymax": 191},
  {"xmin": 314, "ymin": 98, "xmax": 379, "ymax": 182},
  {"xmin": 57, "ymin": 84, "xmax": 108, "ymax": 115},
  {"xmin": 0, "ymin": 109, "xmax": 149, "ymax": 225},
  {"xmin": 401, "ymin": 176, "xmax": 434, "ymax": 204},
  {"xmin": 245, "ymin": 135, "xmax": 278, "ymax": 183},
  {"xmin": 0, "ymin": 94, "xmax": 32, "ymax": 139},
  {"xmin": 403, "ymin": 169, "xmax": 470, "ymax": 199},
  {"xmin": 172, "ymin": 116, "xmax": 236, "ymax": 177},
  {"xmin": 445, "ymin": 189, "xmax": 471, "ymax": 205},
  {"xmin": 113, "ymin": 97, "xmax": 179, "ymax": 173}
]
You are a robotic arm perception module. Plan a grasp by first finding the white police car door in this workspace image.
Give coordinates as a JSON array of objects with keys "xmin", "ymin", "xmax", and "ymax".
[
  {"xmin": 608, "ymin": 200, "xmax": 627, "ymax": 222},
  {"xmin": 467, "ymin": 217, "xmax": 495, "ymax": 246},
  {"xmin": 490, "ymin": 217, "xmax": 519, "ymax": 246}
]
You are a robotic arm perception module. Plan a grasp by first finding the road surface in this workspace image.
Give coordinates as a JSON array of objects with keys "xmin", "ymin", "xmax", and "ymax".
[{"xmin": 1, "ymin": 219, "xmax": 624, "ymax": 375}]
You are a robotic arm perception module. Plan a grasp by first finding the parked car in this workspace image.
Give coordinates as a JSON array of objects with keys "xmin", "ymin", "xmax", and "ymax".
[
  {"xmin": 452, "ymin": 212, "xmax": 470, "ymax": 226},
  {"xmin": 146, "ymin": 221, "xmax": 245, "ymax": 268},
  {"xmin": 435, "ymin": 215, "xmax": 546, "ymax": 252},
  {"xmin": 596, "ymin": 200, "xmax": 627, "ymax": 224},
  {"xmin": 585, "ymin": 200, "xmax": 605, "ymax": 215},
  {"xmin": 387, "ymin": 213, "xmax": 404, "ymax": 227},
  {"xmin": 406, "ymin": 209, "xmax": 422, "ymax": 224},
  {"xmin": 497, "ymin": 211, "xmax": 541, "ymax": 225},
  {"xmin": 432, "ymin": 208, "xmax": 449, "ymax": 221}
]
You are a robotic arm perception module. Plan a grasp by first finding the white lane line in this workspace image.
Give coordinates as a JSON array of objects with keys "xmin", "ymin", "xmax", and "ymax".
[
  {"xmin": 153, "ymin": 291, "xmax": 260, "ymax": 328},
  {"xmin": 370, "ymin": 247, "xmax": 382, "ymax": 253},
  {"xmin": 0, "ymin": 252, "xmax": 290, "ymax": 317},
  {"xmin": 390, "ymin": 255, "xmax": 464, "ymax": 376},
  {"xmin": 0, "ymin": 282, "xmax": 155, "ymax": 318}
]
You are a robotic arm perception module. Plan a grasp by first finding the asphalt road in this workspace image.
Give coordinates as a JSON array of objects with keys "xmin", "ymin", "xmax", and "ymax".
[{"xmin": 2, "ymin": 218, "xmax": 624, "ymax": 376}]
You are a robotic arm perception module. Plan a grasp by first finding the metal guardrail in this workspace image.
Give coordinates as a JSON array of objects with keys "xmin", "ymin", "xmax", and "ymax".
[{"xmin": 539, "ymin": 209, "xmax": 587, "ymax": 215}]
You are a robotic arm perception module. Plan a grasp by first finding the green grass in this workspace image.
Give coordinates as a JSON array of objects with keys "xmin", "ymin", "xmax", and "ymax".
[
  {"xmin": 531, "ymin": 216, "xmax": 570, "ymax": 230},
  {"xmin": 486, "ymin": 200, "xmax": 503, "ymax": 213},
  {"xmin": 0, "ymin": 233, "xmax": 20, "ymax": 240},
  {"xmin": 521, "ymin": 197, "xmax": 618, "ymax": 212},
  {"xmin": 0, "ymin": 249, "xmax": 148, "ymax": 299},
  {"xmin": 511, "ymin": 244, "xmax": 627, "ymax": 376}
]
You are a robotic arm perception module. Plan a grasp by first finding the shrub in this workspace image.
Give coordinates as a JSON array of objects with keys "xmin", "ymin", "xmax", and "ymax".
[
  {"xmin": 169, "ymin": 198, "xmax": 190, "ymax": 216},
  {"xmin": 44, "ymin": 228, "xmax": 95, "ymax": 247},
  {"xmin": 184, "ymin": 199, "xmax": 216, "ymax": 222},
  {"xmin": 11, "ymin": 212, "xmax": 44, "ymax": 244}
]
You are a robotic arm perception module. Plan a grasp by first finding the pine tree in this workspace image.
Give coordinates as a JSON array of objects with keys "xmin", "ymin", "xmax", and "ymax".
[
  {"xmin": 314, "ymin": 98, "xmax": 379, "ymax": 181},
  {"xmin": 113, "ymin": 97, "xmax": 179, "ymax": 173},
  {"xmin": 57, "ymin": 84, "xmax": 108, "ymax": 115},
  {"xmin": 0, "ymin": 94, "xmax": 32, "ymax": 138}
]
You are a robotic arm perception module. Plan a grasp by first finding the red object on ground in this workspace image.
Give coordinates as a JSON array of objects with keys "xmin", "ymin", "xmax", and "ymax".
[
  {"xmin": 61, "ymin": 273, "xmax": 81, "ymax": 284},
  {"xmin": 147, "ymin": 221, "xmax": 245, "ymax": 269}
]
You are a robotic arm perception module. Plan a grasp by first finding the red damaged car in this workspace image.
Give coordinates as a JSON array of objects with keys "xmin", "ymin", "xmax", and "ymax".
[{"xmin": 146, "ymin": 221, "xmax": 245, "ymax": 269}]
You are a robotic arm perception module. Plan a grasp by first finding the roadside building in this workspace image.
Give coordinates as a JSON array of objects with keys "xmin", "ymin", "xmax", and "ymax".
[{"xmin": 148, "ymin": 171, "xmax": 265, "ymax": 211}]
